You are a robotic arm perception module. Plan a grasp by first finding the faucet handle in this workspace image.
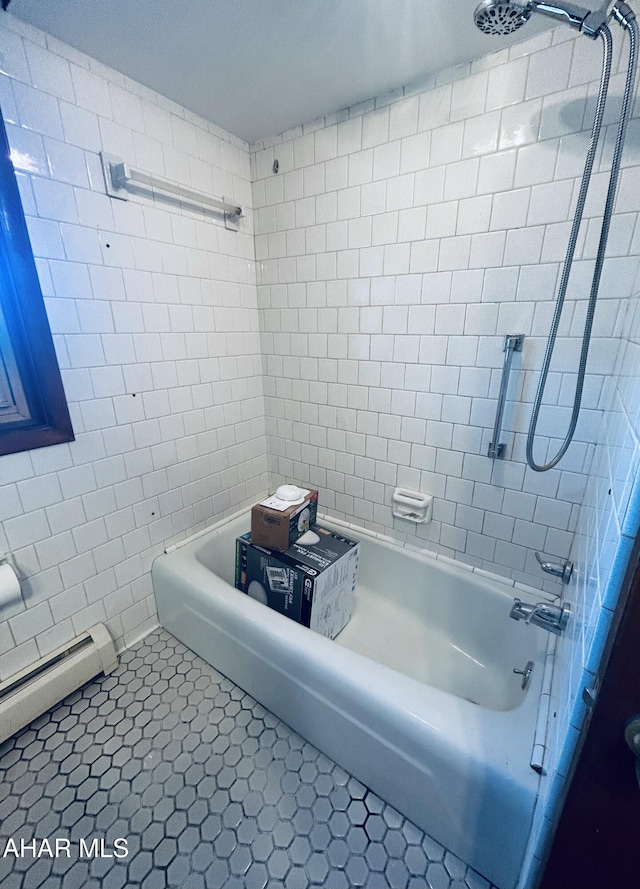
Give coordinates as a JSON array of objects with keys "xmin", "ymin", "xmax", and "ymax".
[{"xmin": 535, "ymin": 551, "xmax": 573, "ymax": 584}]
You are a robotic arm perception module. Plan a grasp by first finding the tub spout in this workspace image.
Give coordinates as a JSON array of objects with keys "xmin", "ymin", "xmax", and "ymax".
[{"xmin": 510, "ymin": 597, "xmax": 571, "ymax": 635}]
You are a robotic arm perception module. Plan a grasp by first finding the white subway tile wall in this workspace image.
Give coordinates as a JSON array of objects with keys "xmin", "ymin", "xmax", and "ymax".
[
  {"xmin": 522, "ymin": 258, "xmax": 640, "ymax": 887},
  {"xmin": 251, "ymin": 26, "xmax": 639, "ymax": 595},
  {"xmin": 0, "ymin": 14, "xmax": 268, "ymax": 667}
]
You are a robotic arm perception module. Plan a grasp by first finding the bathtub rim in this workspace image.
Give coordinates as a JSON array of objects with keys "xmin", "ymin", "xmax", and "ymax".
[{"xmin": 165, "ymin": 502, "xmax": 557, "ymax": 604}]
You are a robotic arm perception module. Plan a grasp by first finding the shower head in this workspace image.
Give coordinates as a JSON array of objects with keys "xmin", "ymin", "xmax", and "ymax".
[
  {"xmin": 473, "ymin": 0, "xmax": 532, "ymax": 34},
  {"xmin": 473, "ymin": 0, "xmax": 600, "ymax": 36}
]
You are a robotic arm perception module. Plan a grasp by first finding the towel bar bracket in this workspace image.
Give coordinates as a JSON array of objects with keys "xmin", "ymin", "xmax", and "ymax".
[
  {"xmin": 487, "ymin": 441, "xmax": 506, "ymax": 459},
  {"xmin": 504, "ymin": 333, "xmax": 524, "ymax": 353}
]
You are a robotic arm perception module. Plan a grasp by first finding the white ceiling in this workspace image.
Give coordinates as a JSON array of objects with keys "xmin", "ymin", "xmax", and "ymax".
[{"xmin": 10, "ymin": 0, "xmax": 555, "ymax": 145}]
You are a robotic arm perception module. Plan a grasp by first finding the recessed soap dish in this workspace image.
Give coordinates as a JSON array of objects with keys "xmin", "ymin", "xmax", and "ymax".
[{"xmin": 392, "ymin": 488, "xmax": 433, "ymax": 524}]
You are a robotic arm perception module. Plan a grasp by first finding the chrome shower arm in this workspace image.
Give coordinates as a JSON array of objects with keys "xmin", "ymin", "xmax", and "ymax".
[
  {"xmin": 530, "ymin": 0, "xmax": 619, "ymax": 37},
  {"xmin": 530, "ymin": 1, "xmax": 591, "ymax": 30}
]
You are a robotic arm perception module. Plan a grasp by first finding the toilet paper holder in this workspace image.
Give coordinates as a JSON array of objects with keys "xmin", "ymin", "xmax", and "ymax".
[
  {"xmin": 0, "ymin": 552, "xmax": 18, "ymax": 571},
  {"xmin": 392, "ymin": 488, "xmax": 433, "ymax": 524},
  {"xmin": 0, "ymin": 552, "xmax": 19, "ymax": 569},
  {"xmin": 0, "ymin": 552, "xmax": 22, "ymax": 607}
]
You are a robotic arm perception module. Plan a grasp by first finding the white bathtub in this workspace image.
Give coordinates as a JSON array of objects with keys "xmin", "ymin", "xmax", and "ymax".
[{"xmin": 152, "ymin": 511, "xmax": 547, "ymax": 888}]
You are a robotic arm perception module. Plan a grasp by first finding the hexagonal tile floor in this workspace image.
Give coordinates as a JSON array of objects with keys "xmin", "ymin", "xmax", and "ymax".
[{"xmin": 0, "ymin": 629, "xmax": 495, "ymax": 889}]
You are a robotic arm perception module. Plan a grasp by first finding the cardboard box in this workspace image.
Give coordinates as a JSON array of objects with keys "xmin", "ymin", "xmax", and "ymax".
[
  {"xmin": 235, "ymin": 525, "xmax": 359, "ymax": 639},
  {"xmin": 251, "ymin": 488, "xmax": 318, "ymax": 551}
]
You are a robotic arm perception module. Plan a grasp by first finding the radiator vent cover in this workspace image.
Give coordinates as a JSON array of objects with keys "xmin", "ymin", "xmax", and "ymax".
[{"xmin": 0, "ymin": 624, "xmax": 118, "ymax": 744}]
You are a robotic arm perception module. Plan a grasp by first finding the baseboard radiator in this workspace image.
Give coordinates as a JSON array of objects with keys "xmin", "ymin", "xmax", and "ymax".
[{"xmin": 0, "ymin": 624, "xmax": 118, "ymax": 745}]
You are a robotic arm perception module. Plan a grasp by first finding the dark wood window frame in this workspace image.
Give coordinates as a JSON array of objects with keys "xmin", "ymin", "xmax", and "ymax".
[{"xmin": 0, "ymin": 108, "xmax": 74, "ymax": 457}]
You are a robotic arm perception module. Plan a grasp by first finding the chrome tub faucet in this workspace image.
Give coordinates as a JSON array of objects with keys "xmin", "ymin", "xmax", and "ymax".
[{"xmin": 510, "ymin": 597, "xmax": 571, "ymax": 635}]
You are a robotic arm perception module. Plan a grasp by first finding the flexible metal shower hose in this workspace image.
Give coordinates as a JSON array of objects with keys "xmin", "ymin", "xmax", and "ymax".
[{"xmin": 526, "ymin": 12, "xmax": 638, "ymax": 471}]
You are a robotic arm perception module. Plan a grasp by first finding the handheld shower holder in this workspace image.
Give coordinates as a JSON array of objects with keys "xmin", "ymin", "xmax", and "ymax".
[{"xmin": 583, "ymin": 1, "xmax": 630, "ymax": 37}]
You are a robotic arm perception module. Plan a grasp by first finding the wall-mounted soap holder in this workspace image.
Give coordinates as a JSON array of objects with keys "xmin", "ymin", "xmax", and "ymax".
[{"xmin": 392, "ymin": 488, "xmax": 433, "ymax": 524}]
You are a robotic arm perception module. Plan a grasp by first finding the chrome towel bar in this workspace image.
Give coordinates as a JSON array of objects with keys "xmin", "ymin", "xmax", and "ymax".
[{"xmin": 100, "ymin": 152, "xmax": 243, "ymax": 229}]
